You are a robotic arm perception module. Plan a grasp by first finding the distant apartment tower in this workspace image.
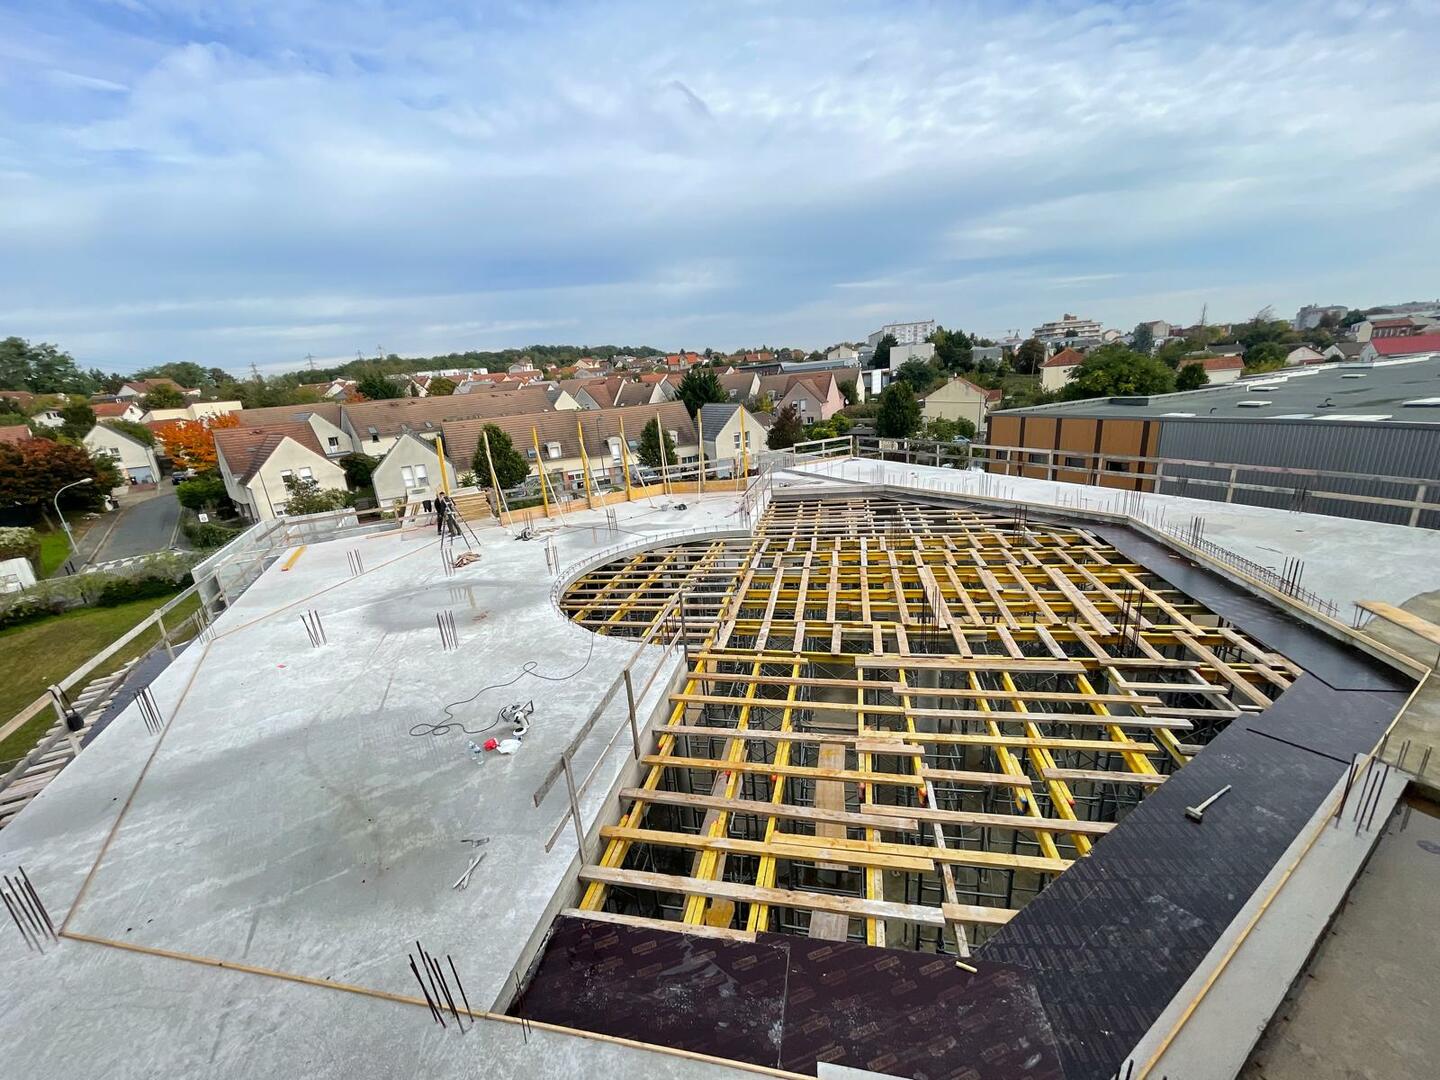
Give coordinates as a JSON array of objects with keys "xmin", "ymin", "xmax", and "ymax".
[
  {"xmin": 1293, "ymin": 304, "xmax": 1348, "ymax": 330},
  {"xmin": 867, "ymin": 320, "xmax": 936, "ymax": 347},
  {"xmin": 1033, "ymin": 313, "xmax": 1103, "ymax": 346}
]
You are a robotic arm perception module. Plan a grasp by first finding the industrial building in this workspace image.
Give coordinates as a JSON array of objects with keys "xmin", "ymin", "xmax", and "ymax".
[
  {"xmin": 987, "ymin": 355, "xmax": 1440, "ymax": 528},
  {"xmin": 0, "ymin": 451, "xmax": 1437, "ymax": 1080}
]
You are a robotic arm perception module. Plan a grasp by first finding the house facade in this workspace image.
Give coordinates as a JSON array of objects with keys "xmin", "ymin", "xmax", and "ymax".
[
  {"xmin": 698, "ymin": 403, "xmax": 761, "ymax": 470},
  {"xmin": 371, "ymin": 433, "xmax": 458, "ymax": 508},
  {"xmin": 214, "ymin": 426, "xmax": 348, "ymax": 521},
  {"xmin": 1039, "ymin": 347, "xmax": 1084, "ymax": 392},
  {"xmin": 920, "ymin": 378, "xmax": 994, "ymax": 432},
  {"xmin": 84, "ymin": 424, "xmax": 161, "ymax": 488}
]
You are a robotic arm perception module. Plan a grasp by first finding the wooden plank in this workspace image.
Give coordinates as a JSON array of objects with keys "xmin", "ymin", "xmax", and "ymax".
[
  {"xmin": 561, "ymin": 907, "xmax": 757, "ymax": 943},
  {"xmin": 1357, "ymin": 600, "xmax": 1440, "ymax": 648},
  {"xmin": 600, "ymin": 826, "xmax": 938, "ymax": 873},
  {"xmin": 660, "ymin": 725, "xmax": 1150, "ymax": 753},
  {"xmin": 617, "ymin": 788, "xmax": 919, "ymax": 832},
  {"xmin": 777, "ymin": 832, "xmax": 1069, "ymax": 874},
  {"xmin": 855, "ymin": 656, "xmax": 1086, "ymax": 674},
  {"xmin": 1042, "ymin": 565, "xmax": 1119, "ymax": 635},
  {"xmin": 920, "ymin": 767, "xmax": 1033, "ymax": 788},
  {"xmin": 579, "ymin": 865, "xmax": 952, "ymax": 927},
  {"xmin": 1175, "ymin": 632, "xmax": 1274, "ymax": 709},
  {"xmin": 865, "ymin": 802, "xmax": 1116, "ymax": 837},
  {"xmin": 942, "ymin": 903, "xmax": 1019, "ymax": 928},
  {"xmin": 1040, "ymin": 767, "xmax": 1168, "ymax": 787},
  {"xmin": 641, "ymin": 754, "xmax": 925, "ymax": 789}
]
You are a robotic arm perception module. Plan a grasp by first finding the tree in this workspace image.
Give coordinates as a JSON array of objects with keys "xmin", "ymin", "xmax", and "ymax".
[
  {"xmin": 838, "ymin": 379, "xmax": 857, "ymax": 406},
  {"xmin": 1243, "ymin": 341, "xmax": 1287, "ymax": 373},
  {"xmin": 1014, "ymin": 338, "xmax": 1046, "ymax": 375},
  {"xmin": 161, "ymin": 412, "xmax": 241, "ymax": 471},
  {"xmin": 876, "ymin": 384, "xmax": 921, "ymax": 438},
  {"xmin": 929, "ymin": 326, "xmax": 974, "ymax": 373},
  {"xmin": 338, "ymin": 452, "xmax": 378, "ymax": 490},
  {"xmin": 281, "ymin": 475, "xmax": 349, "ymax": 515},
  {"xmin": 923, "ymin": 416, "xmax": 976, "ymax": 442},
  {"xmin": 428, "ymin": 377, "xmax": 457, "ymax": 396},
  {"xmin": 767, "ymin": 404, "xmax": 804, "ymax": 449},
  {"xmin": 140, "ymin": 384, "xmax": 186, "ymax": 410},
  {"xmin": 676, "ymin": 367, "xmax": 727, "ymax": 417},
  {"xmin": 355, "ymin": 372, "xmax": 403, "ymax": 400},
  {"xmin": 636, "ymin": 417, "xmax": 676, "ymax": 469},
  {"xmin": 135, "ymin": 362, "xmax": 208, "ymax": 390},
  {"xmin": 0, "ymin": 438, "xmax": 109, "ymax": 518},
  {"xmin": 103, "ymin": 419, "xmax": 155, "ymax": 446},
  {"xmin": 1175, "ymin": 364, "xmax": 1210, "ymax": 391},
  {"xmin": 175, "ymin": 472, "xmax": 229, "ymax": 511},
  {"xmin": 1131, "ymin": 323, "xmax": 1155, "ymax": 356},
  {"xmin": 870, "ymin": 334, "xmax": 898, "ymax": 368},
  {"xmin": 895, "ymin": 359, "xmax": 942, "ymax": 395},
  {"xmin": 1060, "ymin": 345, "xmax": 1177, "ymax": 401},
  {"xmin": 0, "ymin": 336, "xmax": 94, "ymax": 393},
  {"xmin": 58, "ymin": 401, "xmax": 97, "ymax": 443},
  {"xmin": 472, "ymin": 424, "xmax": 529, "ymax": 490}
]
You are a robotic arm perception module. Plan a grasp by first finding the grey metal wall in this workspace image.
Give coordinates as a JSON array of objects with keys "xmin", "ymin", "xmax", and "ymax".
[{"xmin": 1152, "ymin": 418, "xmax": 1440, "ymax": 528}]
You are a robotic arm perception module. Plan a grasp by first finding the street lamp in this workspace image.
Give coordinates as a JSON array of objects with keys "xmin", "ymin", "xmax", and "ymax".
[{"xmin": 53, "ymin": 477, "xmax": 94, "ymax": 576}]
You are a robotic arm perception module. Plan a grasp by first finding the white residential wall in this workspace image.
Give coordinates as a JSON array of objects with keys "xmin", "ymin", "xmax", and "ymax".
[
  {"xmin": 84, "ymin": 424, "xmax": 161, "ymax": 486},
  {"xmin": 243, "ymin": 440, "xmax": 348, "ymax": 521},
  {"xmin": 702, "ymin": 409, "xmax": 758, "ymax": 464},
  {"xmin": 887, "ymin": 342, "xmax": 936, "ymax": 370},
  {"xmin": 921, "ymin": 380, "xmax": 989, "ymax": 429},
  {"xmin": 1040, "ymin": 364, "xmax": 1078, "ymax": 393},
  {"xmin": 372, "ymin": 437, "xmax": 457, "ymax": 506}
]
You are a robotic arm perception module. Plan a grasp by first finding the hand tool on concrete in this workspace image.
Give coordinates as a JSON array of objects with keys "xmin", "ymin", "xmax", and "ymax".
[
  {"xmin": 1185, "ymin": 784, "xmax": 1232, "ymax": 823},
  {"xmin": 452, "ymin": 852, "xmax": 487, "ymax": 890}
]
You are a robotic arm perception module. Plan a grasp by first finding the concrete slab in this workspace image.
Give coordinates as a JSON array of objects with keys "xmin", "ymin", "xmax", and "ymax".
[{"xmin": 0, "ymin": 490, "xmax": 763, "ymax": 1079}]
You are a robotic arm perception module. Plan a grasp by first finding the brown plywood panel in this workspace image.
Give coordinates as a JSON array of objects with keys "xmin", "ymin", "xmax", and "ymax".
[
  {"xmin": 1021, "ymin": 416, "xmax": 1058, "ymax": 479},
  {"xmin": 1097, "ymin": 418, "xmax": 1145, "ymax": 489},
  {"xmin": 1056, "ymin": 418, "xmax": 1098, "ymax": 484}
]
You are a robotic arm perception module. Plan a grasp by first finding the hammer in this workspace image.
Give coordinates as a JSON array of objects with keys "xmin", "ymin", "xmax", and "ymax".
[{"xmin": 1185, "ymin": 784, "xmax": 1232, "ymax": 823}]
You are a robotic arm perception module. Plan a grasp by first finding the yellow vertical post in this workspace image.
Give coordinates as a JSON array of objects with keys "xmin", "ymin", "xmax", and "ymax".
[
  {"xmin": 619, "ymin": 417, "xmax": 634, "ymax": 502},
  {"xmin": 697, "ymin": 409, "xmax": 706, "ymax": 494},
  {"xmin": 480, "ymin": 428, "xmax": 504, "ymax": 521},
  {"xmin": 575, "ymin": 414, "xmax": 595, "ymax": 509},
  {"xmin": 531, "ymin": 427, "xmax": 551, "ymax": 518},
  {"xmin": 654, "ymin": 410, "xmax": 671, "ymax": 497},
  {"xmin": 433, "ymin": 433, "xmax": 451, "ymax": 495}
]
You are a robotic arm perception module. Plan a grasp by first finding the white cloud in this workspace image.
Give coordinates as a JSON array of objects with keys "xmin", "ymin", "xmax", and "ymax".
[{"xmin": 0, "ymin": 1, "xmax": 1436, "ymax": 370}]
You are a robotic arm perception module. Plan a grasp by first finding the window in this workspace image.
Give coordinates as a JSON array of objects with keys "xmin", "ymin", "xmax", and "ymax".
[
  {"xmin": 546, "ymin": 441, "xmax": 562, "ymax": 460},
  {"xmin": 413, "ymin": 464, "xmax": 428, "ymax": 487},
  {"xmin": 733, "ymin": 433, "xmax": 742, "ymax": 450},
  {"xmin": 668, "ymin": 429, "xmax": 679, "ymax": 446},
  {"xmin": 298, "ymin": 467, "xmax": 313, "ymax": 480},
  {"xmin": 327, "ymin": 436, "xmax": 340, "ymax": 451},
  {"xmin": 280, "ymin": 469, "xmax": 294, "ymax": 481},
  {"xmin": 1062, "ymin": 456, "xmax": 1086, "ymax": 469},
  {"xmin": 1026, "ymin": 452, "xmax": 1047, "ymax": 465},
  {"xmin": 526, "ymin": 447, "xmax": 536, "ymax": 460},
  {"xmin": 1105, "ymin": 460, "xmax": 1128, "ymax": 472},
  {"xmin": 608, "ymin": 437, "xmax": 622, "ymax": 461},
  {"xmin": 401, "ymin": 465, "xmax": 414, "ymax": 488},
  {"xmin": 368, "ymin": 426, "xmax": 380, "ymax": 442}
]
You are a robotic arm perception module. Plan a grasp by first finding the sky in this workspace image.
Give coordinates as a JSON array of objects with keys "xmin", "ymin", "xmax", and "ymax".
[{"xmin": 1, "ymin": 1, "xmax": 1438, "ymax": 376}]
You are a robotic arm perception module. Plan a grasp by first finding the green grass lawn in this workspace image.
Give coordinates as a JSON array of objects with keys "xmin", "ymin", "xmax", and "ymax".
[
  {"xmin": 0, "ymin": 591, "xmax": 200, "ymax": 770},
  {"xmin": 36, "ymin": 530, "xmax": 73, "ymax": 576}
]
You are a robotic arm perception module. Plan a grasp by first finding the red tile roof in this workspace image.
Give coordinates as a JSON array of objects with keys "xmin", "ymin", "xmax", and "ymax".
[
  {"xmin": 1180, "ymin": 355, "xmax": 1244, "ymax": 371},
  {"xmin": 92, "ymin": 402, "xmax": 133, "ymax": 418},
  {"xmin": 1371, "ymin": 333, "xmax": 1440, "ymax": 356},
  {"xmin": 1041, "ymin": 347, "xmax": 1083, "ymax": 369},
  {"xmin": 0, "ymin": 424, "xmax": 31, "ymax": 445},
  {"xmin": 214, "ymin": 423, "xmax": 327, "ymax": 484}
]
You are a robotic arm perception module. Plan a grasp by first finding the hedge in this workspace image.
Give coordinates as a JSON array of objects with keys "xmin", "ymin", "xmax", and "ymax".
[
  {"xmin": 182, "ymin": 518, "xmax": 243, "ymax": 549},
  {"xmin": 0, "ymin": 527, "xmax": 40, "ymax": 569},
  {"xmin": 0, "ymin": 551, "xmax": 201, "ymax": 629}
]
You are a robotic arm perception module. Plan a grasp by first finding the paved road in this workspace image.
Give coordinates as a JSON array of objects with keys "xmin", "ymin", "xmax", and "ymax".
[{"xmin": 74, "ymin": 490, "xmax": 184, "ymax": 568}]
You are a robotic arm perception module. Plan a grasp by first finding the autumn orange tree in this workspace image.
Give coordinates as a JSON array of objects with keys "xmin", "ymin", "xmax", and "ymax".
[{"xmin": 160, "ymin": 412, "xmax": 240, "ymax": 471}]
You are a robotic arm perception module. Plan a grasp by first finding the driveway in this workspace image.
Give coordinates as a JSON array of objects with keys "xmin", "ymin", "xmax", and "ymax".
[{"xmin": 71, "ymin": 489, "xmax": 184, "ymax": 570}]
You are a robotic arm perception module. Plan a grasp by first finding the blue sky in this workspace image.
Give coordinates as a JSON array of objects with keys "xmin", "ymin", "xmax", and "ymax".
[{"xmin": 1, "ymin": 1, "xmax": 1437, "ymax": 375}]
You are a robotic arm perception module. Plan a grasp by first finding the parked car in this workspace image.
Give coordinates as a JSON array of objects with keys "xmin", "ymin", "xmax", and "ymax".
[{"xmin": 171, "ymin": 469, "xmax": 196, "ymax": 485}]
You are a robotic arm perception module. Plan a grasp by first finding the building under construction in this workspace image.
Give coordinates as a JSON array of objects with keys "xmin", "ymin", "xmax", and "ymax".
[{"xmin": 0, "ymin": 457, "xmax": 1436, "ymax": 1080}]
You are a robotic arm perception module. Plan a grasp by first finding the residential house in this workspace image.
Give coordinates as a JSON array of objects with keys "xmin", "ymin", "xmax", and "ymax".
[
  {"xmin": 116, "ymin": 377, "xmax": 200, "ymax": 401},
  {"xmin": 92, "ymin": 401, "xmax": 146, "ymax": 423},
  {"xmin": 719, "ymin": 371, "xmax": 761, "ymax": 402},
  {"xmin": 141, "ymin": 399, "xmax": 242, "ymax": 424},
  {"xmin": 84, "ymin": 424, "xmax": 161, "ymax": 487},
  {"xmin": 1178, "ymin": 355, "xmax": 1245, "ymax": 385},
  {"xmin": 442, "ymin": 401, "xmax": 699, "ymax": 494},
  {"xmin": 1284, "ymin": 345, "xmax": 1326, "ymax": 366},
  {"xmin": 1360, "ymin": 333, "xmax": 1440, "ymax": 362},
  {"xmin": 214, "ymin": 424, "xmax": 348, "ymax": 521},
  {"xmin": 0, "ymin": 425, "xmax": 32, "ymax": 445},
  {"xmin": 697, "ymin": 403, "xmax": 762, "ymax": 470},
  {"xmin": 234, "ymin": 403, "xmax": 352, "ymax": 459},
  {"xmin": 920, "ymin": 378, "xmax": 997, "ymax": 432},
  {"xmin": 1039, "ymin": 347, "xmax": 1084, "ymax": 392},
  {"xmin": 663, "ymin": 352, "xmax": 702, "ymax": 371},
  {"xmin": 755, "ymin": 374, "xmax": 844, "ymax": 424},
  {"xmin": 1322, "ymin": 342, "xmax": 1366, "ymax": 362},
  {"xmin": 342, "ymin": 387, "xmax": 559, "ymax": 458},
  {"xmin": 826, "ymin": 345, "xmax": 859, "ymax": 364},
  {"xmin": 371, "ymin": 432, "xmax": 458, "ymax": 508}
]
